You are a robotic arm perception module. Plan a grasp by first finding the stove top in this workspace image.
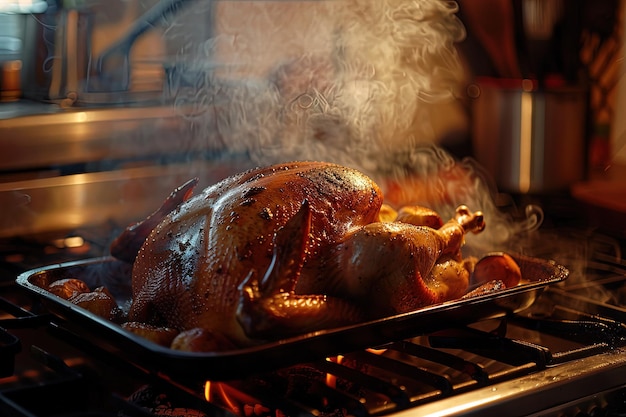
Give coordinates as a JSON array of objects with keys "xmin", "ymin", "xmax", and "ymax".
[
  {"xmin": 1, "ymin": 45, "xmax": 623, "ymax": 409},
  {"xmin": 0, "ymin": 221, "xmax": 626, "ymax": 416}
]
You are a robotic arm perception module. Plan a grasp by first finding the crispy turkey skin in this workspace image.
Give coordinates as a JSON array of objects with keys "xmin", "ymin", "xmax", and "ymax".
[{"xmin": 112, "ymin": 161, "xmax": 491, "ymax": 350}]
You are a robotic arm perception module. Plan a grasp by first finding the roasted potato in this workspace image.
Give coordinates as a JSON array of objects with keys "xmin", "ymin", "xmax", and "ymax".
[
  {"xmin": 472, "ymin": 253, "xmax": 521, "ymax": 288},
  {"xmin": 171, "ymin": 328, "xmax": 237, "ymax": 352},
  {"xmin": 69, "ymin": 287, "xmax": 119, "ymax": 320},
  {"xmin": 48, "ymin": 278, "xmax": 90, "ymax": 300}
]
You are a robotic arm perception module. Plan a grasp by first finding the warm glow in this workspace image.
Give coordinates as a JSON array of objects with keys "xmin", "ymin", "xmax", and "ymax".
[
  {"xmin": 519, "ymin": 88, "xmax": 534, "ymax": 193},
  {"xmin": 53, "ymin": 236, "xmax": 85, "ymax": 249},
  {"xmin": 204, "ymin": 380, "xmax": 212, "ymax": 402},
  {"xmin": 75, "ymin": 112, "xmax": 88, "ymax": 123},
  {"xmin": 422, "ymin": 395, "xmax": 504, "ymax": 417},
  {"xmin": 50, "ymin": 236, "xmax": 90, "ymax": 254}
]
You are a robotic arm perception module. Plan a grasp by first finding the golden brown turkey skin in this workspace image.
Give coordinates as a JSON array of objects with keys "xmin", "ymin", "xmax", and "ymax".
[
  {"xmin": 236, "ymin": 203, "xmax": 484, "ymax": 340},
  {"xmin": 312, "ymin": 222, "xmax": 468, "ymax": 316},
  {"xmin": 121, "ymin": 161, "xmax": 493, "ymax": 350},
  {"xmin": 128, "ymin": 161, "xmax": 384, "ymax": 346}
]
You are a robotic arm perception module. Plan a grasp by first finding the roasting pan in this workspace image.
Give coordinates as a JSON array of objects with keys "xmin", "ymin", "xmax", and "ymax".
[{"xmin": 16, "ymin": 255, "xmax": 568, "ymax": 381}]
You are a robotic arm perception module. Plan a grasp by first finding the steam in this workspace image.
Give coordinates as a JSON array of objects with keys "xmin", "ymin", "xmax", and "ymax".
[
  {"xmin": 165, "ymin": 0, "xmax": 465, "ymax": 171},
  {"xmin": 162, "ymin": 0, "xmax": 540, "ymax": 255},
  {"xmin": 377, "ymin": 146, "xmax": 544, "ymax": 256}
]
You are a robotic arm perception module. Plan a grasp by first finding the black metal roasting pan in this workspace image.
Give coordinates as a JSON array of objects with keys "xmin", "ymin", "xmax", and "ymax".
[{"xmin": 16, "ymin": 255, "xmax": 568, "ymax": 381}]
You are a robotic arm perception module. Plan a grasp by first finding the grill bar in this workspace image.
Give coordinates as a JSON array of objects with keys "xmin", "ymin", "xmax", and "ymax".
[
  {"xmin": 428, "ymin": 328, "xmax": 552, "ymax": 368},
  {"xmin": 389, "ymin": 341, "xmax": 489, "ymax": 384},
  {"xmin": 316, "ymin": 358, "xmax": 411, "ymax": 407},
  {"xmin": 348, "ymin": 350, "xmax": 453, "ymax": 395},
  {"xmin": 0, "ymin": 297, "xmax": 51, "ymax": 329}
]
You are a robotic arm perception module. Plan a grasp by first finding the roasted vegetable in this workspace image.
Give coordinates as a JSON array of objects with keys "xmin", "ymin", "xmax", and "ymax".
[
  {"xmin": 472, "ymin": 252, "xmax": 522, "ymax": 288},
  {"xmin": 48, "ymin": 278, "xmax": 90, "ymax": 300}
]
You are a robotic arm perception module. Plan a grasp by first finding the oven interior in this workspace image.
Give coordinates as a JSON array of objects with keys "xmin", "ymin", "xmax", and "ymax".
[
  {"xmin": 0, "ymin": 213, "xmax": 625, "ymax": 417},
  {"xmin": 2, "ymin": 0, "xmax": 626, "ymax": 416}
]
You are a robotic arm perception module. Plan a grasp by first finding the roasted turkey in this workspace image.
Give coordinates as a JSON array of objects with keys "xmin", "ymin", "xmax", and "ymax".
[{"xmin": 110, "ymin": 161, "xmax": 511, "ymax": 351}]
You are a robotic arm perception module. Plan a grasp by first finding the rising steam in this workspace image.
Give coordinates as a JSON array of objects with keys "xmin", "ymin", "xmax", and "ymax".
[
  {"xmin": 163, "ymin": 0, "xmax": 542, "ymax": 255},
  {"xmin": 166, "ymin": 0, "xmax": 464, "ymax": 170}
]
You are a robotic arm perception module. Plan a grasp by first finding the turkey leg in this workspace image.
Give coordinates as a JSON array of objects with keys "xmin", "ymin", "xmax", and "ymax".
[
  {"xmin": 318, "ymin": 205, "xmax": 485, "ymax": 316},
  {"xmin": 237, "ymin": 200, "xmax": 365, "ymax": 339}
]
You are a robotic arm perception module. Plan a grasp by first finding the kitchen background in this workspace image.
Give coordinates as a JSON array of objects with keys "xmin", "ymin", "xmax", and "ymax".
[
  {"xmin": 0, "ymin": 0, "xmax": 624, "ymax": 218},
  {"xmin": 2, "ymin": 2, "xmax": 626, "ymax": 416},
  {"xmin": 0, "ymin": 0, "xmax": 624, "ymax": 255}
]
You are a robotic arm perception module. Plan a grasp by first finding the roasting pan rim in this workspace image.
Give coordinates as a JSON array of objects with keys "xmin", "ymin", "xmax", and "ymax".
[{"xmin": 15, "ymin": 255, "xmax": 569, "ymax": 380}]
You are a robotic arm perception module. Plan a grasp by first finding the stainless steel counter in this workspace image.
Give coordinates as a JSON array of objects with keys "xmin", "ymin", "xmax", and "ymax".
[
  {"xmin": 0, "ymin": 161, "xmax": 251, "ymax": 239},
  {"xmin": 0, "ymin": 101, "xmax": 213, "ymax": 172},
  {"xmin": 0, "ymin": 100, "xmax": 251, "ymax": 239}
]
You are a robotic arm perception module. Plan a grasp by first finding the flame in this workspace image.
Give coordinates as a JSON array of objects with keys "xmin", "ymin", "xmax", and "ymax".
[
  {"xmin": 204, "ymin": 380, "xmax": 212, "ymax": 402},
  {"xmin": 205, "ymin": 380, "xmax": 273, "ymax": 416},
  {"xmin": 204, "ymin": 381, "xmax": 239, "ymax": 414},
  {"xmin": 325, "ymin": 354, "xmax": 344, "ymax": 388}
]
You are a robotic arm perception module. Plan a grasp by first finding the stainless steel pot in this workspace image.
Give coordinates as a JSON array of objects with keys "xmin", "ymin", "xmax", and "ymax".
[{"xmin": 470, "ymin": 78, "xmax": 588, "ymax": 194}]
